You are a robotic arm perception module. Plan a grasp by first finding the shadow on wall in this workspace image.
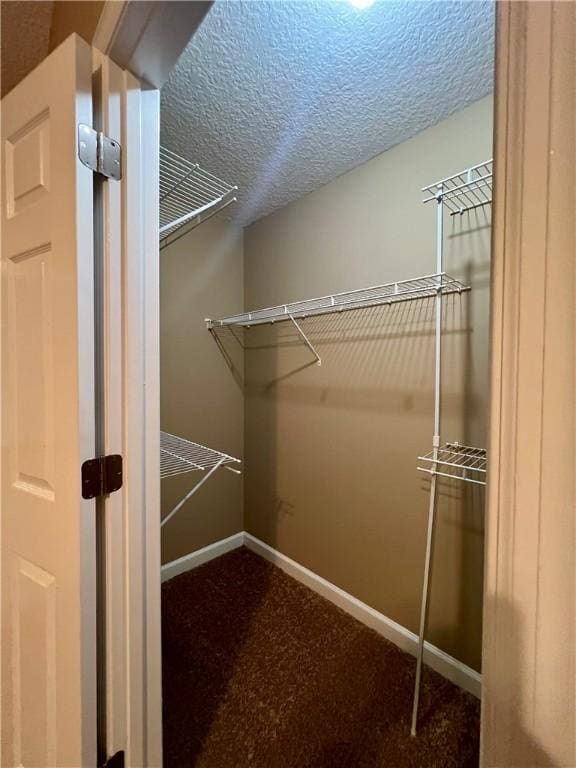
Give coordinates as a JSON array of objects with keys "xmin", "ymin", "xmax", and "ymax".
[
  {"xmin": 206, "ymin": 194, "xmax": 490, "ymax": 669},
  {"xmin": 419, "ymin": 475, "xmax": 486, "ymax": 671},
  {"xmin": 211, "ymin": 295, "xmax": 475, "ymax": 411}
]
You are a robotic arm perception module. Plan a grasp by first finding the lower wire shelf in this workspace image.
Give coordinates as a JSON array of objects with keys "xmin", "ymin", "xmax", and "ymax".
[
  {"xmin": 160, "ymin": 431, "xmax": 241, "ymax": 528},
  {"xmin": 417, "ymin": 442, "xmax": 487, "ymax": 486}
]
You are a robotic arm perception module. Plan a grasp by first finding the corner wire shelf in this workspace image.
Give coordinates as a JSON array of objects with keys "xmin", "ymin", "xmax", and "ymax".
[
  {"xmin": 422, "ymin": 159, "xmax": 493, "ymax": 215},
  {"xmin": 417, "ymin": 442, "xmax": 487, "ymax": 486},
  {"xmin": 160, "ymin": 431, "xmax": 241, "ymax": 529},
  {"xmin": 159, "ymin": 146, "xmax": 238, "ymax": 247}
]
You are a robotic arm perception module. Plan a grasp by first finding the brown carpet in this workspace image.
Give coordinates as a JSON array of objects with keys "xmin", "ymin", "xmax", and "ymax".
[{"xmin": 162, "ymin": 547, "xmax": 480, "ymax": 768}]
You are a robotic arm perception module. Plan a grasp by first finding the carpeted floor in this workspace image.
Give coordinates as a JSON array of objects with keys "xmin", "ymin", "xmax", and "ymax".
[{"xmin": 162, "ymin": 547, "xmax": 480, "ymax": 768}]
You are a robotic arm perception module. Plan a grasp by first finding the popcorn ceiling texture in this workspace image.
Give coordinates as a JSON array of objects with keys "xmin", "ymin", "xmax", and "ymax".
[{"xmin": 161, "ymin": 0, "xmax": 495, "ymax": 226}]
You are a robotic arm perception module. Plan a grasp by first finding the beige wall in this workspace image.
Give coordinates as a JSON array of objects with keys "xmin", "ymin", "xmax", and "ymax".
[
  {"xmin": 49, "ymin": 1, "xmax": 104, "ymax": 52},
  {"xmin": 242, "ymin": 97, "xmax": 492, "ymax": 670},
  {"xmin": 1, "ymin": 0, "xmax": 104, "ymax": 97},
  {"xmin": 160, "ymin": 217, "xmax": 244, "ymax": 563}
]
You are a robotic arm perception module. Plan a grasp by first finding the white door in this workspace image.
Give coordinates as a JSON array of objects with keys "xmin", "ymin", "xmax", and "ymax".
[{"xmin": 1, "ymin": 35, "xmax": 98, "ymax": 767}]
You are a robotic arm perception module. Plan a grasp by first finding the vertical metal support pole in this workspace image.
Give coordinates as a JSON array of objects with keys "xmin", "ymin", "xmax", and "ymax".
[{"xmin": 411, "ymin": 188, "xmax": 444, "ymax": 736}]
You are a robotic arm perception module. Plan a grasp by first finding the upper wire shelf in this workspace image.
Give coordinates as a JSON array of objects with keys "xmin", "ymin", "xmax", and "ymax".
[
  {"xmin": 159, "ymin": 146, "xmax": 237, "ymax": 243},
  {"xmin": 160, "ymin": 431, "xmax": 241, "ymax": 479},
  {"xmin": 206, "ymin": 272, "xmax": 469, "ymax": 329},
  {"xmin": 417, "ymin": 442, "xmax": 487, "ymax": 486},
  {"xmin": 422, "ymin": 160, "xmax": 493, "ymax": 215}
]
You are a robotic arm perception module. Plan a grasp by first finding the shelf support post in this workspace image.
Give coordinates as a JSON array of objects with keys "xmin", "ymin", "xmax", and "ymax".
[
  {"xmin": 412, "ymin": 185, "xmax": 444, "ymax": 736},
  {"xmin": 288, "ymin": 313, "xmax": 321, "ymax": 366}
]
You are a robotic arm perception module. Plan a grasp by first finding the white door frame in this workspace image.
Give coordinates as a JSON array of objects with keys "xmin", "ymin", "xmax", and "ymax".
[
  {"xmin": 482, "ymin": 2, "xmax": 575, "ymax": 766},
  {"xmin": 90, "ymin": 52, "xmax": 163, "ymax": 767},
  {"xmin": 94, "ymin": 4, "xmax": 210, "ymax": 765},
  {"xmin": 91, "ymin": 52, "xmax": 162, "ymax": 768},
  {"xmin": 121, "ymin": 73, "xmax": 162, "ymax": 768},
  {"xmin": 93, "ymin": 0, "xmax": 212, "ymax": 89}
]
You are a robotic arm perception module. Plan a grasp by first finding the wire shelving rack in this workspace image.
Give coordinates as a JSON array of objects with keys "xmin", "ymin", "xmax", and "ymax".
[
  {"xmin": 417, "ymin": 442, "xmax": 487, "ymax": 486},
  {"xmin": 207, "ymin": 273, "xmax": 469, "ymax": 328},
  {"xmin": 422, "ymin": 160, "xmax": 493, "ymax": 215},
  {"xmin": 411, "ymin": 160, "xmax": 491, "ymax": 737},
  {"xmin": 160, "ymin": 431, "xmax": 241, "ymax": 529},
  {"xmin": 201, "ymin": 158, "xmax": 491, "ymax": 735},
  {"xmin": 158, "ymin": 150, "xmax": 239, "ymax": 530},
  {"xmin": 207, "ymin": 273, "xmax": 469, "ymax": 365},
  {"xmin": 159, "ymin": 146, "xmax": 237, "ymax": 246}
]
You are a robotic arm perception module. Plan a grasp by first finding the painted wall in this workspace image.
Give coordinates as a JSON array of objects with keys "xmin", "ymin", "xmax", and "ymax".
[
  {"xmin": 1, "ymin": 1, "xmax": 54, "ymax": 97},
  {"xmin": 0, "ymin": 0, "xmax": 103, "ymax": 98},
  {"xmin": 241, "ymin": 97, "xmax": 492, "ymax": 670},
  {"xmin": 49, "ymin": 1, "xmax": 104, "ymax": 52},
  {"xmin": 160, "ymin": 217, "xmax": 244, "ymax": 564}
]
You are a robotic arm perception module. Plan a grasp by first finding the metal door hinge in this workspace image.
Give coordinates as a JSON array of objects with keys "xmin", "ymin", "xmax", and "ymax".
[
  {"xmin": 78, "ymin": 124, "xmax": 122, "ymax": 180},
  {"xmin": 100, "ymin": 751, "xmax": 125, "ymax": 768},
  {"xmin": 82, "ymin": 455, "xmax": 123, "ymax": 499}
]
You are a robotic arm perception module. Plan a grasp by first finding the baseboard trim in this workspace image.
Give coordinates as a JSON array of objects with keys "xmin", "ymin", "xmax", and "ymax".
[
  {"xmin": 243, "ymin": 532, "xmax": 481, "ymax": 699},
  {"xmin": 161, "ymin": 532, "xmax": 244, "ymax": 583},
  {"xmin": 160, "ymin": 531, "xmax": 481, "ymax": 698}
]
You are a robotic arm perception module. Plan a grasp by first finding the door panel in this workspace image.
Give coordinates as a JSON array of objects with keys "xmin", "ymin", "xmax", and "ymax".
[
  {"xmin": 8, "ymin": 245, "xmax": 55, "ymax": 499},
  {"xmin": 1, "ymin": 35, "xmax": 97, "ymax": 767},
  {"xmin": 5, "ymin": 110, "xmax": 51, "ymax": 215},
  {"xmin": 11, "ymin": 556, "xmax": 57, "ymax": 767}
]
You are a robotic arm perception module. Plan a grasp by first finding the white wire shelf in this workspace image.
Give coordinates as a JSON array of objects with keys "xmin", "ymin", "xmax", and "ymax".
[
  {"xmin": 206, "ymin": 273, "xmax": 470, "ymax": 329},
  {"xmin": 160, "ymin": 431, "xmax": 241, "ymax": 479},
  {"xmin": 160, "ymin": 146, "xmax": 237, "ymax": 243},
  {"xmin": 160, "ymin": 431, "xmax": 241, "ymax": 529},
  {"xmin": 422, "ymin": 160, "xmax": 493, "ymax": 215},
  {"xmin": 417, "ymin": 442, "xmax": 487, "ymax": 486}
]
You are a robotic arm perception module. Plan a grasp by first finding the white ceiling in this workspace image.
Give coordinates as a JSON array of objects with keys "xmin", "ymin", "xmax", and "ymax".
[{"xmin": 161, "ymin": 0, "xmax": 495, "ymax": 227}]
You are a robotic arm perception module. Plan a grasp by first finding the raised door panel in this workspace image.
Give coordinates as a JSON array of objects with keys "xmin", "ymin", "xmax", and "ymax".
[
  {"xmin": 10, "ymin": 557, "xmax": 57, "ymax": 768},
  {"xmin": 7, "ymin": 244, "xmax": 55, "ymax": 500}
]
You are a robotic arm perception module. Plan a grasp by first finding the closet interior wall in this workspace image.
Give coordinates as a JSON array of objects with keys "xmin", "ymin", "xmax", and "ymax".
[
  {"xmin": 244, "ymin": 96, "xmax": 492, "ymax": 671},
  {"xmin": 159, "ymin": 95, "xmax": 492, "ymax": 671},
  {"xmin": 160, "ymin": 216, "xmax": 244, "ymax": 563}
]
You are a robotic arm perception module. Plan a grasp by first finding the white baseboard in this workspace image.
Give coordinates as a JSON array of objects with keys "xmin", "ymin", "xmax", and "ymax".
[
  {"xmin": 243, "ymin": 532, "xmax": 481, "ymax": 699},
  {"xmin": 161, "ymin": 531, "xmax": 244, "ymax": 583},
  {"xmin": 160, "ymin": 530, "xmax": 481, "ymax": 698}
]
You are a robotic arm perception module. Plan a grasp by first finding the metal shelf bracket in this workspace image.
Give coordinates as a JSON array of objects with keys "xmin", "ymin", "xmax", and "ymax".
[{"xmin": 288, "ymin": 313, "xmax": 321, "ymax": 365}]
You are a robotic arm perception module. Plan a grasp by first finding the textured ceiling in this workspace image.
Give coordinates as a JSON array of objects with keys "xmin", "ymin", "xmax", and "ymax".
[
  {"xmin": 1, "ymin": 0, "xmax": 54, "ymax": 97},
  {"xmin": 162, "ymin": 0, "xmax": 495, "ymax": 226}
]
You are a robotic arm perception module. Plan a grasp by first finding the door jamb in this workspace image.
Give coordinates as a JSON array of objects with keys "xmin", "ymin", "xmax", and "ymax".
[
  {"xmin": 482, "ymin": 2, "xmax": 575, "ymax": 765},
  {"xmin": 93, "ymin": 0, "xmax": 212, "ymax": 89}
]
